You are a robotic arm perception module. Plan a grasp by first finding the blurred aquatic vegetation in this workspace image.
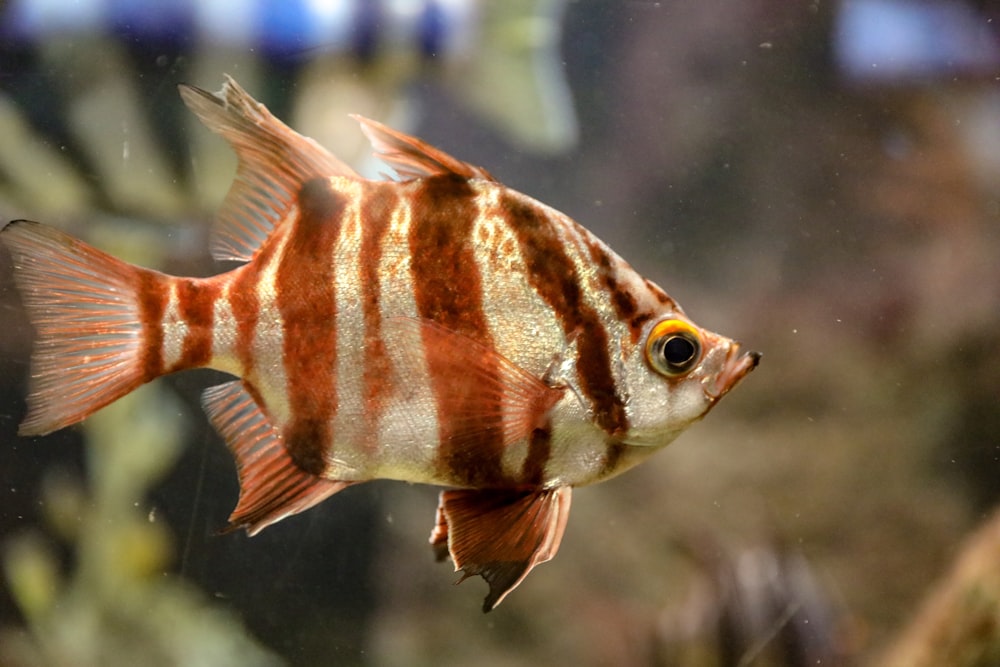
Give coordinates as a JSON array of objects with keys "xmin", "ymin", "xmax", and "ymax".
[
  {"xmin": 936, "ymin": 330, "xmax": 1000, "ymax": 513},
  {"xmin": 879, "ymin": 506, "xmax": 1000, "ymax": 667},
  {"xmin": 0, "ymin": 384, "xmax": 281, "ymax": 667},
  {"xmin": 653, "ymin": 537, "xmax": 853, "ymax": 666}
]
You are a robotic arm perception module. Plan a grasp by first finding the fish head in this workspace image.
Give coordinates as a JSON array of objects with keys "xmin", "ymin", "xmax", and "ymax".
[{"xmin": 619, "ymin": 313, "xmax": 760, "ymax": 447}]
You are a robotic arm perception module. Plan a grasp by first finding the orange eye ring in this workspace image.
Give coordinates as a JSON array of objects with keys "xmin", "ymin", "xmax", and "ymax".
[{"xmin": 645, "ymin": 319, "xmax": 703, "ymax": 377}]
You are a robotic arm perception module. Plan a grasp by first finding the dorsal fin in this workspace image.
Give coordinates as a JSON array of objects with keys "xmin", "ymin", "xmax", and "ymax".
[
  {"xmin": 179, "ymin": 75, "xmax": 358, "ymax": 262},
  {"xmin": 352, "ymin": 114, "xmax": 495, "ymax": 182}
]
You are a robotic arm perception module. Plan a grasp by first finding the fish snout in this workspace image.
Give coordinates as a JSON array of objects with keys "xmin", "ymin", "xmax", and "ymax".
[{"xmin": 705, "ymin": 344, "xmax": 760, "ymax": 401}]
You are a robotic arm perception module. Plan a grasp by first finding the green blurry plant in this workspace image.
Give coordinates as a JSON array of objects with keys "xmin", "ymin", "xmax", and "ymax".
[{"xmin": 1, "ymin": 383, "xmax": 282, "ymax": 667}]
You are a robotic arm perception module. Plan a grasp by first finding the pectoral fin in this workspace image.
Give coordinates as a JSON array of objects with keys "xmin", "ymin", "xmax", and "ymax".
[
  {"xmin": 388, "ymin": 317, "xmax": 565, "ymax": 474},
  {"xmin": 430, "ymin": 486, "xmax": 572, "ymax": 612}
]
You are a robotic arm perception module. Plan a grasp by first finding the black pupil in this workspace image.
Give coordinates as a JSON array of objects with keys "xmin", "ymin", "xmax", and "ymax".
[{"xmin": 662, "ymin": 335, "xmax": 696, "ymax": 367}]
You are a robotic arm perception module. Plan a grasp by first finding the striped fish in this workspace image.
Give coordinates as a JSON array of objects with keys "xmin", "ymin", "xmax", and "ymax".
[{"xmin": 0, "ymin": 77, "xmax": 759, "ymax": 611}]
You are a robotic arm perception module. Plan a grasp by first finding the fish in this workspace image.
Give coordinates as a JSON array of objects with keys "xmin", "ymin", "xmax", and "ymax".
[{"xmin": 0, "ymin": 76, "xmax": 759, "ymax": 611}]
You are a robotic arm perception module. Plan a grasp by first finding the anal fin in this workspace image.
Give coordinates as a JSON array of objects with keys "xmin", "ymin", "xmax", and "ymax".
[
  {"xmin": 202, "ymin": 381, "xmax": 352, "ymax": 535},
  {"xmin": 431, "ymin": 486, "xmax": 572, "ymax": 612}
]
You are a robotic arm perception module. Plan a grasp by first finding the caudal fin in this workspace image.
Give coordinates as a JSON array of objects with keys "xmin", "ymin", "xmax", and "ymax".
[{"xmin": 1, "ymin": 221, "xmax": 160, "ymax": 436}]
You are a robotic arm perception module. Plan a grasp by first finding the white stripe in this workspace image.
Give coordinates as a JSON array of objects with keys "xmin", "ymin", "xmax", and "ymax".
[
  {"xmin": 160, "ymin": 280, "xmax": 187, "ymax": 370},
  {"xmin": 249, "ymin": 216, "xmax": 294, "ymax": 424},
  {"xmin": 471, "ymin": 183, "xmax": 566, "ymax": 480},
  {"xmin": 211, "ymin": 287, "xmax": 239, "ymax": 375},
  {"xmin": 329, "ymin": 179, "xmax": 367, "ymax": 473},
  {"xmin": 366, "ymin": 184, "xmax": 442, "ymax": 484}
]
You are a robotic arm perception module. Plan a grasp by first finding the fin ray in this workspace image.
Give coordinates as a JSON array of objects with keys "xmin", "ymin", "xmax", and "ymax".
[
  {"xmin": 179, "ymin": 76, "xmax": 357, "ymax": 262},
  {"xmin": 0, "ymin": 220, "xmax": 152, "ymax": 436},
  {"xmin": 353, "ymin": 115, "xmax": 495, "ymax": 181},
  {"xmin": 202, "ymin": 380, "xmax": 352, "ymax": 535},
  {"xmin": 432, "ymin": 486, "xmax": 572, "ymax": 612}
]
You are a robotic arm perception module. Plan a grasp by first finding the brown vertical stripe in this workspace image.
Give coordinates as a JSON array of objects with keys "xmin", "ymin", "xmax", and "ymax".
[
  {"xmin": 583, "ymin": 243, "xmax": 640, "ymax": 474},
  {"xmin": 521, "ymin": 423, "xmax": 553, "ymax": 486},
  {"xmin": 173, "ymin": 277, "xmax": 222, "ymax": 370},
  {"xmin": 358, "ymin": 183, "xmax": 397, "ymax": 452},
  {"xmin": 602, "ymin": 441, "xmax": 628, "ymax": 476},
  {"xmin": 229, "ymin": 271, "xmax": 260, "ymax": 377},
  {"xmin": 502, "ymin": 193, "xmax": 628, "ymax": 437},
  {"xmin": 586, "ymin": 240, "xmax": 655, "ymax": 343},
  {"xmin": 644, "ymin": 278, "xmax": 673, "ymax": 305},
  {"xmin": 276, "ymin": 178, "xmax": 346, "ymax": 476},
  {"xmin": 408, "ymin": 175, "xmax": 507, "ymax": 486},
  {"xmin": 137, "ymin": 271, "xmax": 168, "ymax": 381},
  {"xmin": 228, "ymin": 240, "xmax": 274, "ymax": 378}
]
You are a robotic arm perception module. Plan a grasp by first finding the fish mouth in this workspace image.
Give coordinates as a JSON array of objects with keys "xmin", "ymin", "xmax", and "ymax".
[{"xmin": 705, "ymin": 344, "xmax": 761, "ymax": 402}]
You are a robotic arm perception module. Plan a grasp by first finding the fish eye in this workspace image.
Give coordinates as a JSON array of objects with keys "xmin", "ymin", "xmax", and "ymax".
[{"xmin": 645, "ymin": 319, "xmax": 703, "ymax": 377}]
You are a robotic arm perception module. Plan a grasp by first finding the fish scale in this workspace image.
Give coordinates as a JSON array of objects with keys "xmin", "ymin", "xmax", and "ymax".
[{"xmin": 0, "ymin": 76, "xmax": 759, "ymax": 611}]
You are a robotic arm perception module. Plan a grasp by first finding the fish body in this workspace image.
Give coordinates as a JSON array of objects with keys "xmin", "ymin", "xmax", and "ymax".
[{"xmin": 1, "ymin": 78, "xmax": 758, "ymax": 610}]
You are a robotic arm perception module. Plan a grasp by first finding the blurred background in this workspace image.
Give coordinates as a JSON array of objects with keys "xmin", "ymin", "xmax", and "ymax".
[{"xmin": 1, "ymin": 0, "xmax": 1000, "ymax": 665}]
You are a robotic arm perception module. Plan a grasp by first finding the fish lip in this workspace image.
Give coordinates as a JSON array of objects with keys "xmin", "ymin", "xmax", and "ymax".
[{"xmin": 705, "ymin": 345, "xmax": 760, "ymax": 401}]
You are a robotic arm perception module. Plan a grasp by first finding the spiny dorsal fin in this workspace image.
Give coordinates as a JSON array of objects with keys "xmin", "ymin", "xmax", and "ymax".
[
  {"xmin": 179, "ymin": 75, "xmax": 357, "ymax": 262},
  {"xmin": 352, "ymin": 114, "xmax": 495, "ymax": 181}
]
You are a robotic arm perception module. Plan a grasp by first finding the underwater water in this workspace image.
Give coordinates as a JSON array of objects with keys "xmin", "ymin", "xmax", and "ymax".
[{"xmin": 2, "ymin": 1, "xmax": 1000, "ymax": 666}]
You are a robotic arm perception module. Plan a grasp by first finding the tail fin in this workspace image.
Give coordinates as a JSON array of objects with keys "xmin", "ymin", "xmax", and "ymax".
[{"xmin": 1, "ymin": 221, "xmax": 159, "ymax": 436}]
